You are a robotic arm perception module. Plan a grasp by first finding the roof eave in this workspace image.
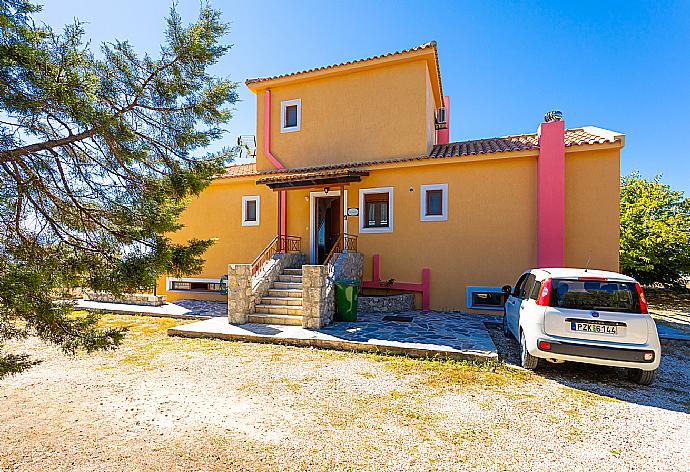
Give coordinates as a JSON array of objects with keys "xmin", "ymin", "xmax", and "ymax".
[{"xmin": 245, "ymin": 44, "xmax": 441, "ymax": 99}]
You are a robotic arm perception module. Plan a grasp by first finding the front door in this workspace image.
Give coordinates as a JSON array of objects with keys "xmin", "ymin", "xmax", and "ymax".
[{"xmin": 314, "ymin": 196, "xmax": 341, "ymax": 264}]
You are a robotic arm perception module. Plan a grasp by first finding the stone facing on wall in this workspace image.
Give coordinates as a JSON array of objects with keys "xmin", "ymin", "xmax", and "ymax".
[
  {"xmin": 84, "ymin": 292, "xmax": 167, "ymax": 306},
  {"xmin": 227, "ymin": 264, "xmax": 252, "ymax": 324},
  {"xmin": 332, "ymin": 252, "xmax": 364, "ymax": 281},
  {"xmin": 358, "ymin": 293, "xmax": 414, "ymax": 313},
  {"xmin": 302, "ymin": 264, "xmax": 335, "ymax": 329},
  {"xmin": 300, "ymin": 252, "xmax": 364, "ymax": 329}
]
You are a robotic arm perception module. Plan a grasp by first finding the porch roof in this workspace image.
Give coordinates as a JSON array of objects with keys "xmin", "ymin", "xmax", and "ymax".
[{"xmin": 255, "ymin": 168, "xmax": 370, "ymax": 190}]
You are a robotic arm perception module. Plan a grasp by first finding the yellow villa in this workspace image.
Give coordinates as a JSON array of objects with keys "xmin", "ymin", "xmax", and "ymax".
[{"xmin": 156, "ymin": 41, "xmax": 624, "ymax": 328}]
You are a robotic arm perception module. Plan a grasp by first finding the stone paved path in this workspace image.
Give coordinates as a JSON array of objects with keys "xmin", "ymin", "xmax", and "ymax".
[{"xmin": 168, "ymin": 310, "xmax": 499, "ymax": 362}]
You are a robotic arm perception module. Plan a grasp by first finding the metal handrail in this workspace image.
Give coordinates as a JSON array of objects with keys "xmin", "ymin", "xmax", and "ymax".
[
  {"xmin": 251, "ymin": 235, "xmax": 301, "ymax": 275},
  {"xmin": 324, "ymin": 233, "xmax": 358, "ymax": 267}
]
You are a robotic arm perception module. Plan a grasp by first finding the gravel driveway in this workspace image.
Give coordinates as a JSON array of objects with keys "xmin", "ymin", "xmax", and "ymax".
[{"xmin": 1, "ymin": 314, "xmax": 688, "ymax": 472}]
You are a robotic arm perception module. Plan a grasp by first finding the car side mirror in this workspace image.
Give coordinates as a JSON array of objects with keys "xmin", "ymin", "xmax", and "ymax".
[{"xmin": 502, "ymin": 285, "xmax": 512, "ymax": 295}]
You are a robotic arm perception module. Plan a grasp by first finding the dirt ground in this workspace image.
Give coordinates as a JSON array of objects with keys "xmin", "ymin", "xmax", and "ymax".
[{"xmin": 1, "ymin": 313, "xmax": 689, "ymax": 472}]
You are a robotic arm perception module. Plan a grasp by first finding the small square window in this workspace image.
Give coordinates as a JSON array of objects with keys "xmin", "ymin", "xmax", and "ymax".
[
  {"xmin": 420, "ymin": 184, "xmax": 448, "ymax": 221},
  {"xmin": 242, "ymin": 196, "xmax": 260, "ymax": 226},
  {"xmin": 280, "ymin": 99, "xmax": 301, "ymax": 132},
  {"xmin": 365, "ymin": 193, "xmax": 389, "ymax": 228},
  {"xmin": 245, "ymin": 200, "xmax": 257, "ymax": 222},
  {"xmin": 359, "ymin": 187, "xmax": 393, "ymax": 233},
  {"xmin": 285, "ymin": 105, "xmax": 298, "ymax": 128},
  {"xmin": 426, "ymin": 190, "xmax": 443, "ymax": 216}
]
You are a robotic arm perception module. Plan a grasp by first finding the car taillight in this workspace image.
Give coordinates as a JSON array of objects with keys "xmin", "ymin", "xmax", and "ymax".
[
  {"xmin": 536, "ymin": 278, "xmax": 552, "ymax": 306},
  {"xmin": 577, "ymin": 276, "xmax": 608, "ymax": 281},
  {"xmin": 538, "ymin": 340, "xmax": 551, "ymax": 351},
  {"xmin": 643, "ymin": 351, "xmax": 654, "ymax": 361},
  {"xmin": 635, "ymin": 283, "xmax": 648, "ymax": 314}
]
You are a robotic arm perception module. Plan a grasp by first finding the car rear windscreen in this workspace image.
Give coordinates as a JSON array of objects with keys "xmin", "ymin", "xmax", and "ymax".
[{"xmin": 550, "ymin": 279, "xmax": 641, "ymax": 313}]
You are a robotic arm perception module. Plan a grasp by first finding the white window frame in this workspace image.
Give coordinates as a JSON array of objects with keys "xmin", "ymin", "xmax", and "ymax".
[
  {"xmin": 420, "ymin": 183, "xmax": 448, "ymax": 221},
  {"xmin": 280, "ymin": 99, "xmax": 301, "ymax": 133},
  {"xmin": 359, "ymin": 187, "xmax": 394, "ymax": 234},
  {"xmin": 166, "ymin": 277, "xmax": 224, "ymax": 293},
  {"xmin": 242, "ymin": 195, "xmax": 260, "ymax": 226}
]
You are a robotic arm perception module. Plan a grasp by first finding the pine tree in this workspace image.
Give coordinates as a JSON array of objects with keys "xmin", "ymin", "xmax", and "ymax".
[{"xmin": 0, "ymin": 0, "xmax": 237, "ymax": 376}]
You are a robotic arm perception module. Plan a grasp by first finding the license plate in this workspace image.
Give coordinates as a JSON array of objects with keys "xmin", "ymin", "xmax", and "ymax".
[{"xmin": 570, "ymin": 322, "xmax": 618, "ymax": 335}]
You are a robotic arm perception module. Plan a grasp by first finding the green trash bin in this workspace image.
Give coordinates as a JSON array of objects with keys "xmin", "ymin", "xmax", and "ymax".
[{"xmin": 334, "ymin": 279, "xmax": 360, "ymax": 322}]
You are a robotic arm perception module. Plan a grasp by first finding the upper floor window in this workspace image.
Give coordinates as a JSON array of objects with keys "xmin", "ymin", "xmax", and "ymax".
[
  {"xmin": 242, "ymin": 195, "xmax": 260, "ymax": 226},
  {"xmin": 420, "ymin": 184, "xmax": 448, "ymax": 221},
  {"xmin": 359, "ymin": 187, "xmax": 393, "ymax": 233},
  {"xmin": 281, "ymin": 99, "xmax": 301, "ymax": 132}
]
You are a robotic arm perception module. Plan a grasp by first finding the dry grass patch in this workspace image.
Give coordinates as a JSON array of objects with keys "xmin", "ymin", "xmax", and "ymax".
[{"xmin": 370, "ymin": 354, "xmax": 535, "ymax": 390}]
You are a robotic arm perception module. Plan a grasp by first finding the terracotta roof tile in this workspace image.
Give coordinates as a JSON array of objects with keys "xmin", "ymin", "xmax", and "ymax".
[
  {"xmin": 223, "ymin": 162, "xmax": 256, "ymax": 177},
  {"xmin": 220, "ymin": 127, "xmax": 623, "ymax": 179},
  {"xmin": 245, "ymin": 41, "xmax": 441, "ymax": 96}
]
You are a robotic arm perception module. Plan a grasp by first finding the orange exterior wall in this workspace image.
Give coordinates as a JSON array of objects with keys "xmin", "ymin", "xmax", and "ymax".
[
  {"xmin": 254, "ymin": 60, "xmax": 434, "ymax": 172},
  {"xmin": 564, "ymin": 147, "xmax": 620, "ymax": 271},
  {"xmin": 157, "ymin": 144, "xmax": 621, "ymax": 310},
  {"xmin": 156, "ymin": 178, "xmax": 277, "ymax": 302}
]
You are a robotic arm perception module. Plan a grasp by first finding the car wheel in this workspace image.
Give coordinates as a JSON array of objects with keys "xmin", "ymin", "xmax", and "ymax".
[
  {"xmin": 628, "ymin": 368, "xmax": 656, "ymax": 386},
  {"xmin": 519, "ymin": 330, "xmax": 539, "ymax": 370},
  {"xmin": 502, "ymin": 308, "xmax": 511, "ymax": 338}
]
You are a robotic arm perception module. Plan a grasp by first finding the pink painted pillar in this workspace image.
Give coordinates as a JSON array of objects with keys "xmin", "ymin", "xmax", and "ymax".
[
  {"xmin": 436, "ymin": 95, "xmax": 450, "ymax": 145},
  {"xmin": 537, "ymin": 119, "xmax": 566, "ymax": 267},
  {"xmin": 263, "ymin": 90, "xmax": 288, "ymax": 242},
  {"xmin": 372, "ymin": 254, "xmax": 380, "ymax": 281}
]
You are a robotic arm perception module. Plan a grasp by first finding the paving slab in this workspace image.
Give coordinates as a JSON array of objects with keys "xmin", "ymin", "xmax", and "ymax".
[
  {"xmin": 168, "ymin": 310, "xmax": 498, "ymax": 362},
  {"xmin": 76, "ymin": 299, "xmax": 227, "ymax": 319}
]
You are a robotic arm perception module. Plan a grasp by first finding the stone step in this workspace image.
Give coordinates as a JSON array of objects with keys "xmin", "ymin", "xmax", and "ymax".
[
  {"xmin": 268, "ymin": 288, "xmax": 303, "ymax": 298},
  {"xmin": 248, "ymin": 313, "xmax": 302, "ymax": 326},
  {"xmin": 272, "ymin": 281, "xmax": 303, "ymax": 290},
  {"xmin": 283, "ymin": 268, "xmax": 303, "ymax": 275},
  {"xmin": 254, "ymin": 304, "xmax": 303, "ymax": 316},
  {"xmin": 277, "ymin": 274, "xmax": 302, "ymax": 283},
  {"xmin": 260, "ymin": 296, "xmax": 303, "ymax": 306}
]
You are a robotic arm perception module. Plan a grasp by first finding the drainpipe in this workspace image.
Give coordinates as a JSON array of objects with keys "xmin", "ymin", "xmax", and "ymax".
[
  {"xmin": 264, "ymin": 90, "xmax": 288, "ymax": 245},
  {"xmin": 436, "ymin": 95, "xmax": 450, "ymax": 145},
  {"xmin": 537, "ymin": 111, "xmax": 565, "ymax": 268}
]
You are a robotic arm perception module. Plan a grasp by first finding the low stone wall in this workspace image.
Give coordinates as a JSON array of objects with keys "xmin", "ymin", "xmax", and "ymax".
[
  {"xmin": 358, "ymin": 294, "xmax": 414, "ymax": 313},
  {"xmin": 84, "ymin": 292, "xmax": 167, "ymax": 307},
  {"xmin": 302, "ymin": 264, "xmax": 335, "ymax": 329}
]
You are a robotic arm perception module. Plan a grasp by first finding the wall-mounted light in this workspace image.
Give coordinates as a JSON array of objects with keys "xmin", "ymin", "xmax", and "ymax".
[{"xmin": 324, "ymin": 187, "xmax": 330, "ymax": 194}]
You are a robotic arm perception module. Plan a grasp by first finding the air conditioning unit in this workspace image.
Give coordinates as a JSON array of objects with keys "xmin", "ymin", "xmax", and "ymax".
[{"xmin": 435, "ymin": 106, "xmax": 447, "ymax": 129}]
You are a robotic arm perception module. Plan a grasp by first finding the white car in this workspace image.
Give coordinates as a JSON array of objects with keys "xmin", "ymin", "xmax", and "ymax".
[{"xmin": 502, "ymin": 268, "xmax": 661, "ymax": 385}]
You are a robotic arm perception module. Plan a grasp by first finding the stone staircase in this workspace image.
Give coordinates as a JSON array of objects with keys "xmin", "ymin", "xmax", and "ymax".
[{"xmin": 248, "ymin": 267, "xmax": 304, "ymax": 325}]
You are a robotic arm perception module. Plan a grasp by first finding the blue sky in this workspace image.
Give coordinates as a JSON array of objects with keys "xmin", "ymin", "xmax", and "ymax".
[{"xmin": 37, "ymin": 0, "xmax": 690, "ymax": 193}]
